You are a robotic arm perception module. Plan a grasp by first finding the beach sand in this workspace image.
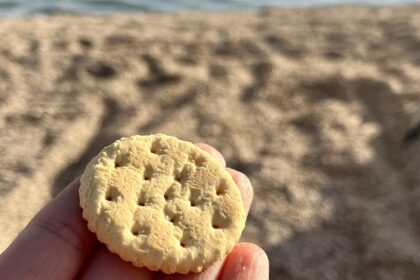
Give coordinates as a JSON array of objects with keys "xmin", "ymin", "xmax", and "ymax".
[{"xmin": 1, "ymin": 6, "xmax": 420, "ymax": 278}]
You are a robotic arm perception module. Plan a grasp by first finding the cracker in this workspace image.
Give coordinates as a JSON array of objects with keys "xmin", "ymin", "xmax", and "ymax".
[{"xmin": 79, "ymin": 134, "xmax": 245, "ymax": 274}]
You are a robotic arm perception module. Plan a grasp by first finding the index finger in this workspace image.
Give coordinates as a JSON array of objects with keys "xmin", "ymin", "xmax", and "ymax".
[{"xmin": 0, "ymin": 179, "xmax": 97, "ymax": 280}]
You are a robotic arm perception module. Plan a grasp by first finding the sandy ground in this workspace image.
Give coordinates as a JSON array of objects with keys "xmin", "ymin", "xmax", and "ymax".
[{"xmin": 1, "ymin": 6, "xmax": 420, "ymax": 279}]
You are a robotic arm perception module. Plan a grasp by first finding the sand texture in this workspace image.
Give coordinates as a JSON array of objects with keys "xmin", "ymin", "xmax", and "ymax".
[{"xmin": 2, "ymin": 6, "xmax": 420, "ymax": 279}]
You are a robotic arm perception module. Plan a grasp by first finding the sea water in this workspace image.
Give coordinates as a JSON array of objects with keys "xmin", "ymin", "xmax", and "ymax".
[{"xmin": 0, "ymin": 0, "xmax": 419, "ymax": 15}]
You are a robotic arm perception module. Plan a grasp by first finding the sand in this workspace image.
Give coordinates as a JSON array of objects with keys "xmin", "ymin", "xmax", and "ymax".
[{"xmin": 1, "ymin": 6, "xmax": 420, "ymax": 279}]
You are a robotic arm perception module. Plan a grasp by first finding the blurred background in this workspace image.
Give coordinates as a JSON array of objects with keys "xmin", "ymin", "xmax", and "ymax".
[{"xmin": 1, "ymin": 0, "xmax": 420, "ymax": 279}]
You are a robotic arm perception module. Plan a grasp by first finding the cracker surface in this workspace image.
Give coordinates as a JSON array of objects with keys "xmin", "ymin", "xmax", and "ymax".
[{"xmin": 79, "ymin": 134, "xmax": 245, "ymax": 274}]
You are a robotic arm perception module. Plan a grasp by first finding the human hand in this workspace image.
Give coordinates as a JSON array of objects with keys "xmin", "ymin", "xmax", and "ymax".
[{"xmin": 0, "ymin": 143, "xmax": 269, "ymax": 280}]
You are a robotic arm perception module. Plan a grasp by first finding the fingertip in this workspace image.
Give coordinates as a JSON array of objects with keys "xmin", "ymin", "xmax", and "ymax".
[
  {"xmin": 251, "ymin": 244, "xmax": 270, "ymax": 280},
  {"xmin": 226, "ymin": 168, "xmax": 254, "ymax": 215},
  {"xmin": 195, "ymin": 143, "xmax": 226, "ymax": 167},
  {"xmin": 219, "ymin": 243, "xmax": 269, "ymax": 280}
]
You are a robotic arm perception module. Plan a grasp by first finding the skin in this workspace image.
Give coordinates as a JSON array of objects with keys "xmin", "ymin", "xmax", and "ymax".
[{"xmin": 0, "ymin": 143, "xmax": 269, "ymax": 280}]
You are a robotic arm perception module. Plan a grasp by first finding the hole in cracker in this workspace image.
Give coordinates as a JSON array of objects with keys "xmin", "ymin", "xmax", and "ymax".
[
  {"xmin": 131, "ymin": 223, "xmax": 150, "ymax": 236},
  {"xmin": 193, "ymin": 155, "xmax": 206, "ymax": 167},
  {"xmin": 164, "ymin": 185, "xmax": 178, "ymax": 201},
  {"xmin": 179, "ymin": 233, "xmax": 189, "ymax": 248},
  {"xmin": 216, "ymin": 182, "xmax": 226, "ymax": 196},
  {"xmin": 143, "ymin": 166, "xmax": 153, "ymax": 181},
  {"xmin": 150, "ymin": 146, "xmax": 157, "ymax": 154},
  {"xmin": 174, "ymin": 166, "xmax": 189, "ymax": 184},
  {"xmin": 105, "ymin": 186, "xmax": 121, "ymax": 202},
  {"xmin": 131, "ymin": 225, "xmax": 150, "ymax": 236},
  {"xmin": 212, "ymin": 210, "xmax": 230, "ymax": 230},
  {"xmin": 189, "ymin": 188, "xmax": 201, "ymax": 207},
  {"xmin": 150, "ymin": 140, "xmax": 166, "ymax": 155},
  {"xmin": 166, "ymin": 211, "xmax": 179, "ymax": 224},
  {"xmin": 115, "ymin": 158, "xmax": 121, "ymax": 168},
  {"xmin": 137, "ymin": 192, "xmax": 146, "ymax": 206}
]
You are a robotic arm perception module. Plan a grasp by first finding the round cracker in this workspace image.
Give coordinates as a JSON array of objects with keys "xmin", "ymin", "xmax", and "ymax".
[{"xmin": 79, "ymin": 134, "xmax": 245, "ymax": 274}]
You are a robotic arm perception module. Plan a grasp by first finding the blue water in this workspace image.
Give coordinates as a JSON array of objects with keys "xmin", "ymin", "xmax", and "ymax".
[{"xmin": 0, "ymin": 0, "xmax": 419, "ymax": 15}]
